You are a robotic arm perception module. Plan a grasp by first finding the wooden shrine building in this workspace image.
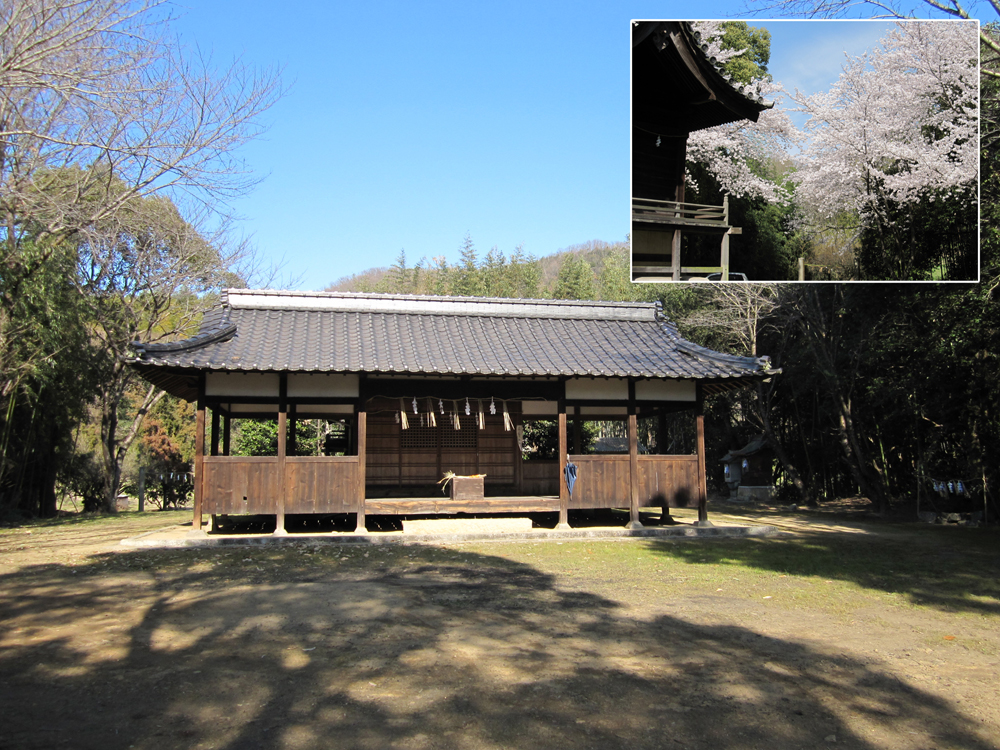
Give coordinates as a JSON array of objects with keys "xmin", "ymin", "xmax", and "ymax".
[
  {"xmin": 632, "ymin": 21, "xmax": 772, "ymax": 281},
  {"xmin": 128, "ymin": 291, "xmax": 775, "ymax": 534}
]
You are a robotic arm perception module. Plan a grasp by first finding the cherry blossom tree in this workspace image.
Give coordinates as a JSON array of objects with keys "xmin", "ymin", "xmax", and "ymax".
[
  {"xmin": 686, "ymin": 22, "xmax": 801, "ymax": 204},
  {"xmin": 791, "ymin": 21, "xmax": 978, "ymax": 257}
]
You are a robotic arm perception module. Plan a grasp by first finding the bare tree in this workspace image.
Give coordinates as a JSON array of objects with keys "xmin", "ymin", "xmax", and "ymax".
[
  {"xmin": 0, "ymin": 0, "xmax": 284, "ymax": 512},
  {"xmin": 684, "ymin": 284, "xmax": 815, "ymax": 503},
  {"xmin": 1, "ymin": 0, "xmax": 282, "ymax": 267},
  {"xmin": 743, "ymin": 0, "xmax": 999, "ymax": 80}
]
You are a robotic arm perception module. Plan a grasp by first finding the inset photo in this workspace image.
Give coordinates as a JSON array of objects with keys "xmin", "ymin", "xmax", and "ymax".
[{"xmin": 631, "ymin": 20, "xmax": 979, "ymax": 282}]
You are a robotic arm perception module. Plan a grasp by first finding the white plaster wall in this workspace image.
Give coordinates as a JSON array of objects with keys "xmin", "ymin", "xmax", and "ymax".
[
  {"xmin": 228, "ymin": 403, "xmax": 279, "ymax": 413},
  {"xmin": 287, "ymin": 373, "xmax": 359, "ymax": 398},
  {"xmin": 635, "ymin": 379, "xmax": 696, "ymax": 402},
  {"xmin": 521, "ymin": 401, "xmax": 558, "ymax": 415},
  {"xmin": 632, "ymin": 230, "xmax": 673, "ymax": 256},
  {"xmin": 564, "ymin": 378, "xmax": 629, "ymax": 400},
  {"xmin": 205, "ymin": 372, "xmax": 280, "ymax": 397}
]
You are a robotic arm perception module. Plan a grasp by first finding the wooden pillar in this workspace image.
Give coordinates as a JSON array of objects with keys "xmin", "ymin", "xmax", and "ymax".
[
  {"xmin": 657, "ymin": 408, "xmax": 672, "ymax": 523},
  {"xmin": 557, "ymin": 402, "xmax": 569, "ymax": 529},
  {"xmin": 191, "ymin": 384, "xmax": 206, "ymax": 536},
  {"xmin": 222, "ymin": 413, "xmax": 231, "ymax": 456},
  {"xmin": 572, "ymin": 413, "xmax": 582, "ymax": 455},
  {"xmin": 356, "ymin": 406, "xmax": 368, "ymax": 533},
  {"xmin": 672, "ymin": 151, "xmax": 685, "ymax": 282},
  {"xmin": 210, "ymin": 408, "xmax": 220, "ymax": 456},
  {"xmin": 627, "ymin": 411, "xmax": 643, "ymax": 529},
  {"xmin": 513, "ymin": 410, "xmax": 523, "ymax": 494},
  {"xmin": 695, "ymin": 389, "xmax": 711, "ymax": 526},
  {"xmin": 274, "ymin": 375, "xmax": 288, "ymax": 536},
  {"xmin": 720, "ymin": 195, "xmax": 730, "ymax": 279},
  {"xmin": 288, "ymin": 403, "xmax": 297, "ymax": 458}
]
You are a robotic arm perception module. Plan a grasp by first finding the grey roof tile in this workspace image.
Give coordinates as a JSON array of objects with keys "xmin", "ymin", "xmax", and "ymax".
[{"xmin": 130, "ymin": 290, "xmax": 773, "ymax": 384}]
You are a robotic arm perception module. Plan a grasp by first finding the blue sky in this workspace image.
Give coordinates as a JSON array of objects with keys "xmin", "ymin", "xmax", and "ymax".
[{"xmin": 168, "ymin": 1, "xmax": 972, "ymax": 290}]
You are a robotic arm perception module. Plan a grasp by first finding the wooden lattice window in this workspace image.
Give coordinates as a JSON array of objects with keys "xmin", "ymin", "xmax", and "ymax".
[
  {"xmin": 441, "ymin": 416, "xmax": 478, "ymax": 449},
  {"xmin": 400, "ymin": 424, "xmax": 438, "ymax": 450}
]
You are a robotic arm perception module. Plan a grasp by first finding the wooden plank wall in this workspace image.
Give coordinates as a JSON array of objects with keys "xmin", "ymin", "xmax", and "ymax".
[
  {"xmin": 202, "ymin": 457, "xmax": 280, "ymax": 514},
  {"xmin": 637, "ymin": 455, "xmax": 699, "ymax": 508},
  {"xmin": 521, "ymin": 460, "xmax": 559, "ymax": 496},
  {"xmin": 285, "ymin": 457, "xmax": 360, "ymax": 513},
  {"xmin": 566, "ymin": 455, "xmax": 631, "ymax": 509}
]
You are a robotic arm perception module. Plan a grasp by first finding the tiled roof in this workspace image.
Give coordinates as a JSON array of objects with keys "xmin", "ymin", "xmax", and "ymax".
[
  {"xmin": 632, "ymin": 20, "xmax": 773, "ymax": 137},
  {"xmin": 129, "ymin": 290, "xmax": 772, "ymax": 389}
]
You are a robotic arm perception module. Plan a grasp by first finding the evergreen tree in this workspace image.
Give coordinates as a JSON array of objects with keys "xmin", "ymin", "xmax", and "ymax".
[
  {"xmin": 452, "ymin": 233, "xmax": 483, "ymax": 296},
  {"xmin": 552, "ymin": 256, "xmax": 597, "ymax": 300}
]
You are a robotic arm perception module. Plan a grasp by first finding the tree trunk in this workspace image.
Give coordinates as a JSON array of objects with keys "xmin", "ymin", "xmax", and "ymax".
[
  {"xmin": 100, "ymin": 374, "xmax": 166, "ymax": 514},
  {"xmin": 755, "ymin": 380, "xmax": 814, "ymax": 506}
]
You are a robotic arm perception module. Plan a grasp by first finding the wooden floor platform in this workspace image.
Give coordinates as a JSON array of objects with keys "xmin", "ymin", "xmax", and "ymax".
[{"xmin": 364, "ymin": 495, "xmax": 560, "ymax": 515}]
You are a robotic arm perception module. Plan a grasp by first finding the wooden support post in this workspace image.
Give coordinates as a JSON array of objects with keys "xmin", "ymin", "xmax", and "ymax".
[
  {"xmin": 695, "ymin": 392, "xmax": 711, "ymax": 526},
  {"xmin": 288, "ymin": 404, "xmax": 297, "ymax": 458},
  {"xmin": 355, "ymin": 407, "xmax": 368, "ymax": 533},
  {"xmin": 513, "ymin": 411, "xmax": 523, "ymax": 494},
  {"xmin": 274, "ymin": 408, "xmax": 288, "ymax": 535},
  {"xmin": 672, "ymin": 163, "xmax": 685, "ymax": 282},
  {"xmin": 274, "ymin": 375, "xmax": 288, "ymax": 536},
  {"xmin": 210, "ymin": 408, "xmax": 220, "ymax": 456},
  {"xmin": 671, "ymin": 229, "xmax": 682, "ymax": 282},
  {"xmin": 191, "ymin": 392, "xmax": 206, "ymax": 536},
  {"xmin": 222, "ymin": 414, "xmax": 231, "ymax": 456},
  {"xmin": 721, "ymin": 194, "xmax": 730, "ymax": 279},
  {"xmin": 657, "ymin": 409, "xmax": 673, "ymax": 524},
  {"xmin": 557, "ymin": 405, "xmax": 570, "ymax": 529},
  {"xmin": 572, "ymin": 413, "xmax": 582, "ymax": 455},
  {"xmin": 627, "ymin": 411, "xmax": 643, "ymax": 529}
]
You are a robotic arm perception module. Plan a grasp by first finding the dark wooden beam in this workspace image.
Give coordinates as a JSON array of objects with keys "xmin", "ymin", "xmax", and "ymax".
[
  {"xmin": 557, "ymin": 400, "xmax": 569, "ymax": 529},
  {"xmin": 627, "ymin": 411, "xmax": 642, "ymax": 529},
  {"xmin": 192, "ymin": 374, "xmax": 206, "ymax": 535},
  {"xmin": 695, "ymin": 385, "xmax": 710, "ymax": 525},
  {"xmin": 274, "ymin": 374, "xmax": 288, "ymax": 535},
  {"xmin": 356, "ymin": 408, "xmax": 368, "ymax": 533},
  {"xmin": 210, "ymin": 408, "xmax": 220, "ymax": 457}
]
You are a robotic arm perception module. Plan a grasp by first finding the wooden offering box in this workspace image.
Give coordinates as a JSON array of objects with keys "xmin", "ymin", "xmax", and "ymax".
[{"xmin": 450, "ymin": 475, "xmax": 485, "ymax": 501}]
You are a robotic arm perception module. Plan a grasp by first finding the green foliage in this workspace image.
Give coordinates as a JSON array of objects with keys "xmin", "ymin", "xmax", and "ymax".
[
  {"xmin": 521, "ymin": 420, "xmax": 559, "ymax": 460},
  {"xmin": 552, "ymin": 256, "xmax": 597, "ymax": 300},
  {"xmin": 452, "ymin": 233, "xmax": 484, "ymax": 297},
  {"xmin": 856, "ymin": 185, "xmax": 978, "ymax": 280},
  {"xmin": 717, "ymin": 21, "xmax": 772, "ymax": 84},
  {"xmin": 139, "ymin": 418, "xmax": 192, "ymax": 510},
  {"xmin": 232, "ymin": 419, "xmax": 322, "ymax": 457},
  {"xmin": 0, "ymin": 237, "xmax": 100, "ymax": 516},
  {"xmin": 683, "ymin": 160, "xmax": 804, "ymax": 281}
]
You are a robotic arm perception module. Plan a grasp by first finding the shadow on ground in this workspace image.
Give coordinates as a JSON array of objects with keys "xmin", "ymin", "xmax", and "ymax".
[
  {"xmin": 641, "ymin": 516, "xmax": 1000, "ymax": 617},
  {"xmin": 0, "ymin": 542, "xmax": 995, "ymax": 750}
]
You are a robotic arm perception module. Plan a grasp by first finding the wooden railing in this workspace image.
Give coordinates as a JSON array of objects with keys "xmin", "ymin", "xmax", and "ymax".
[
  {"xmin": 566, "ymin": 455, "xmax": 630, "ymax": 509},
  {"xmin": 565, "ymin": 454, "xmax": 700, "ymax": 510},
  {"xmin": 202, "ymin": 456, "xmax": 360, "ymax": 515},
  {"xmin": 632, "ymin": 198, "xmax": 729, "ymax": 230},
  {"xmin": 199, "ymin": 454, "xmax": 700, "ymax": 515},
  {"xmin": 638, "ymin": 455, "xmax": 699, "ymax": 508}
]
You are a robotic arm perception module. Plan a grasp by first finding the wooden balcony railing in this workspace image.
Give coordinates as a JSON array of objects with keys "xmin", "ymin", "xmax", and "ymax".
[{"xmin": 632, "ymin": 198, "xmax": 730, "ymax": 232}]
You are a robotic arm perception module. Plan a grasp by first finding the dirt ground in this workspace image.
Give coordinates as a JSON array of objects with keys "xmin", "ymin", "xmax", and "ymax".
[{"xmin": 0, "ymin": 502, "xmax": 998, "ymax": 750}]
